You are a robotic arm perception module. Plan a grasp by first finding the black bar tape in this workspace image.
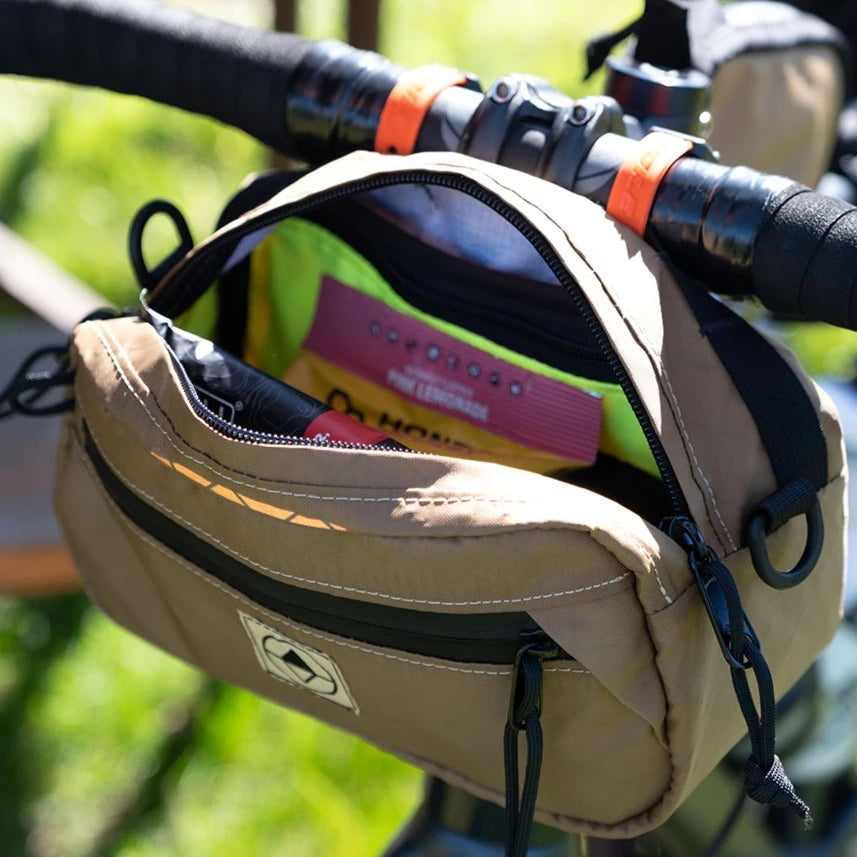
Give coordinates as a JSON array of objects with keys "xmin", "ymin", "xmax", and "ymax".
[
  {"xmin": 754, "ymin": 185, "xmax": 857, "ymax": 328},
  {"xmin": 0, "ymin": 0, "xmax": 314, "ymax": 155},
  {"xmin": 649, "ymin": 158, "xmax": 794, "ymax": 302}
]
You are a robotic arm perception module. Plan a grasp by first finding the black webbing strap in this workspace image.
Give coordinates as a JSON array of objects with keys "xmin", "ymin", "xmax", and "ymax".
[{"xmin": 676, "ymin": 277, "xmax": 828, "ymax": 494}]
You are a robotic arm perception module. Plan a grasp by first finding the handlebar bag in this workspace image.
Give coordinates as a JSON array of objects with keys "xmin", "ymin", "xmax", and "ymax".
[
  {"xmin": 602, "ymin": 0, "xmax": 851, "ymax": 186},
  {"xmin": 706, "ymin": 0, "xmax": 848, "ymax": 187},
  {"xmin": 55, "ymin": 150, "xmax": 846, "ymax": 840}
]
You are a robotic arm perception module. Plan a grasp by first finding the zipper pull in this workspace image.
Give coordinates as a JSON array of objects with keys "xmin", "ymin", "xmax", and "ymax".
[
  {"xmin": 667, "ymin": 517, "xmax": 759, "ymax": 670},
  {"xmin": 0, "ymin": 343, "xmax": 75, "ymax": 419},
  {"xmin": 503, "ymin": 639, "xmax": 558, "ymax": 857},
  {"xmin": 666, "ymin": 516, "xmax": 811, "ymax": 824}
]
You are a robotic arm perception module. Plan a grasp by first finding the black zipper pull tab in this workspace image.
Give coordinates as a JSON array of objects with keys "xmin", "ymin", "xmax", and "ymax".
[
  {"xmin": 667, "ymin": 516, "xmax": 812, "ymax": 826},
  {"xmin": 503, "ymin": 639, "xmax": 558, "ymax": 857},
  {"xmin": 668, "ymin": 517, "xmax": 760, "ymax": 670}
]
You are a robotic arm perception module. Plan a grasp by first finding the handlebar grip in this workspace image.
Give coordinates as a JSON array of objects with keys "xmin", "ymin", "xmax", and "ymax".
[
  {"xmin": 0, "ymin": 0, "xmax": 314, "ymax": 154},
  {"xmin": 753, "ymin": 186, "xmax": 857, "ymax": 328},
  {"xmin": 647, "ymin": 153, "xmax": 857, "ymax": 330}
]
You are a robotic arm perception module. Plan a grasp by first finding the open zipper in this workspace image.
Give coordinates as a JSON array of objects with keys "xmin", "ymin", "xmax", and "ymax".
[
  {"xmin": 210, "ymin": 171, "xmax": 610, "ymax": 381},
  {"xmin": 150, "ymin": 170, "xmax": 690, "ymax": 519},
  {"xmin": 144, "ymin": 303, "xmax": 409, "ymax": 451}
]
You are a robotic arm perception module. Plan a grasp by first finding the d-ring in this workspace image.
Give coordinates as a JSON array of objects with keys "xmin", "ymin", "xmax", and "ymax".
[{"xmin": 746, "ymin": 498, "xmax": 823, "ymax": 590}]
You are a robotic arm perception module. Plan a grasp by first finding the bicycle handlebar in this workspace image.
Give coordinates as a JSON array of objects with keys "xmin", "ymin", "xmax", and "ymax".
[{"xmin": 2, "ymin": 0, "xmax": 856, "ymax": 329}]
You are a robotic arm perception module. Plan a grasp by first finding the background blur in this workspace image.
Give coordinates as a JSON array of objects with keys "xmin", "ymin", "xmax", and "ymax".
[{"xmin": 1, "ymin": 2, "xmax": 856, "ymax": 856}]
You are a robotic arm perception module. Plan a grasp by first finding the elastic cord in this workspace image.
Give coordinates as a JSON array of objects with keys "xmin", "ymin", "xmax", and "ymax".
[
  {"xmin": 504, "ymin": 652, "xmax": 546, "ymax": 857},
  {"xmin": 606, "ymin": 131, "xmax": 694, "ymax": 236}
]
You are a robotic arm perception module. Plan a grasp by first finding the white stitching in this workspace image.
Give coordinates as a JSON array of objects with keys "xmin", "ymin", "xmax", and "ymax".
[
  {"xmin": 80, "ymin": 409, "xmax": 631, "ymax": 608},
  {"xmin": 101, "ymin": 322, "xmax": 151, "ymax": 395},
  {"xmin": 93, "ymin": 321, "xmax": 672, "ymax": 606},
  {"xmin": 543, "ymin": 666, "xmax": 591, "ymax": 674},
  {"xmin": 81, "ymin": 324, "xmax": 639, "ymax": 607},
  {"xmin": 79, "ymin": 446, "xmax": 590, "ymax": 677},
  {"xmin": 553, "ymin": 242, "xmax": 736, "ymax": 551},
  {"xmin": 467, "ymin": 178, "xmax": 738, "ymax": 553},
  {"xmin": 643, "ymin": 363, "xmax": 737, "ymax": 552},
  {"xmin": 93, "ymin": 323, "xmax": 525, "ymax": 507},
  {"xmin": 652, "ymin": 573, "xmax": 672, "ymax": 604}
]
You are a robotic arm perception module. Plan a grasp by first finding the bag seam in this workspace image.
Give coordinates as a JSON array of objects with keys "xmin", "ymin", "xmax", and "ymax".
[
  {"xmin": 77, "ymin": 406, "xmax": 634, "ymax": 608},
  {"xmin": 635, "ymin": 568, "xmax": 680, "ymax": 820},
  {"xmin": 95, "ymin": 322, "xmax": 527, "ymax": 506},
  {"xmin": 460, "ymin": 170, "xmax": 738, "ymax": 553}
]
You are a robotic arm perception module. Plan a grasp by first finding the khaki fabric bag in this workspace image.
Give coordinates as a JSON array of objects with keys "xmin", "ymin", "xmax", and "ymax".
[
  {"xmin": 55, "ymin": 152, "xmax": 845, "ymax": 840},
  {"xmin": 707, "ymin": 5, "xmax": 846, "ymax": 187},
  {"xmin": 599, "ymin": 0, "xmax": 849, "ymax": 187}
]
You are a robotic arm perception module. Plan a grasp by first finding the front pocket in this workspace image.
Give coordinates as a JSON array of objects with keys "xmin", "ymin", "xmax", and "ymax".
[
  {"xmin": 60, "ymin": 421, "xmax": 674, "ymax": 833},
  {"xmin": 82, "ymin": 420, "xmax": 570, "ymax": 666}
]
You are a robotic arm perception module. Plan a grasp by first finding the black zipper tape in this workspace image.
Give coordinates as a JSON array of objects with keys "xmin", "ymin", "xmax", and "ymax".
[
  {"xmin": 299, "ymin": 202, "xmax": 613, "ymax": 382},
  {"xmin": 150, "ymin": 169, "xmax": 689, "ymax": 519},
  {"xmin": 83, "ymin": 423, "xmax": 566, "ymax": 665}
]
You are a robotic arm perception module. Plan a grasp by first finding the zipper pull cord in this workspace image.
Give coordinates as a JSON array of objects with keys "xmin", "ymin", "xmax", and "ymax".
[
  {"xmin": 668, "ymin": 518, "xmax": 812, "ymax": 826},
  {"xmin": 504, "ymin": 642, "xmax": 556, "ymax": 857},
  {"xmin": 0, "ymin": 344, "xmax": 74, "ymax": 419},
  {"xmin": 1, "ymin": 307, "xmax": 117, "ymax": 421}
]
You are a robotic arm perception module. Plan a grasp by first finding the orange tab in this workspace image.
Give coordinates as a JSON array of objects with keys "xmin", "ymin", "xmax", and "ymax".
[
  {"xmin": 606, "ymin": 132, "xmax": 694, "ymax": 236},
  {"xmin": 375, "ymin": 65, "xmax": 467, "ymax": 155}
]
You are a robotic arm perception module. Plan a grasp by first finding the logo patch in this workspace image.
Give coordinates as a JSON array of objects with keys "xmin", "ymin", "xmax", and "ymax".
[{"xmin": 239, "ymin": 611, "xmax": 358, "ymax": 712}]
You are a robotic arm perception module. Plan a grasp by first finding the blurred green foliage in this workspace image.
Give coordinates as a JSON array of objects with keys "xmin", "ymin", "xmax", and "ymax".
[
  {"xmin": 0, "ymin": 79, "xmax": 265, "ymax": 308},
  {"xmin": 2, "ymin": 2, "xmax": 856, "ymax": 857}
]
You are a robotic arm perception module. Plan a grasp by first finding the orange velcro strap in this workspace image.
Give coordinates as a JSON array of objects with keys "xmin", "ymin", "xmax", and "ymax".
[
  {"xmin": 375, "ymin": 65, "xmax": 467, "ymax": 156},
  {"xmin": 606, "ymin": 132, "xmax": 694, "ymax": 236}
]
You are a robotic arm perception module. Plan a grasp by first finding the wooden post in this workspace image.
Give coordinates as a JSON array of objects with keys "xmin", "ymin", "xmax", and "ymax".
[
  {"xmin": 348, "ymin": 0, "xmax": 381, "ymax": 52},
  {"xmin": 271, "ymin": 0, "xmax": 381, "ymax": 50},
  {"xmin": 273, "ymin": 0, "xmax": 296, "ymax": 34}
]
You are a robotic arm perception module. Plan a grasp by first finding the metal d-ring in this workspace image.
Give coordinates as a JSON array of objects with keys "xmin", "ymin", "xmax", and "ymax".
[{"xmin": 746, "ymin": 497, "xmax": 824, "ymax": 590}]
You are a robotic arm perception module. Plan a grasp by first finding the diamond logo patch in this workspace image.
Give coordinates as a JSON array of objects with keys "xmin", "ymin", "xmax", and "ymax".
[{"xmin": 239, "ymin": 611, "xmax": 358, "ymax": 712}]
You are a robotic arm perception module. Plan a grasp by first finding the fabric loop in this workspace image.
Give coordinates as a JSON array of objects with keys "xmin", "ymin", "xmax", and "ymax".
[
  {"xmin": 755, "ymin": 477, "xmax": 819, "ymax": 533},
  {"xmin": 510, "ymin": 655, "xmax": 543, "ymax": 728}
]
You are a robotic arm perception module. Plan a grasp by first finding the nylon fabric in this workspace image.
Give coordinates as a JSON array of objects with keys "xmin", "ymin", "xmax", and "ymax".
[
  {"xmin": 709, "ymin": 45, "xmax": 844, "ymax": 186},
  {"xmin": 675, "ymin": 271, "xmax": 827, "ymax": 494},
  {"xmin": 53, "ymin": 152, "xmax": 847, "ymax": 840}
]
